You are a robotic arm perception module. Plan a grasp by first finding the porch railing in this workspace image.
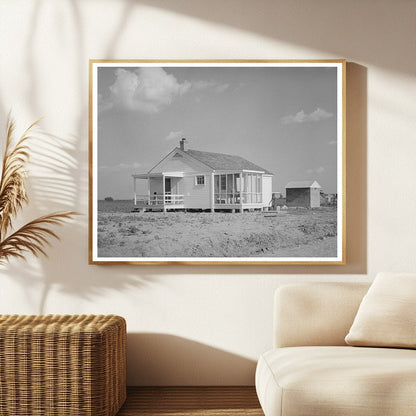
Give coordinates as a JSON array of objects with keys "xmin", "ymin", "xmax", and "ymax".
[
  {"xmin": 214, "ymin": 193, "xmax": 240, "ymax": 204},
  {"xmin": 214, "ymin": 192, "xmax": 262, "ymax": 204},
  {"xmin": 134, "ymin": 194, "xmax": 184, "ymax": 206}
]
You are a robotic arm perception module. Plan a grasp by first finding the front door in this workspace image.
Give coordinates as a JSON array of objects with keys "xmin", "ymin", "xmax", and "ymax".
[
  {"xmin": 165, "ymin": 177, "xmax": 171, "ymax": 203},
  {"xmin": 165, "ymin": 177, "xmax": 171, "ymax": 193}
]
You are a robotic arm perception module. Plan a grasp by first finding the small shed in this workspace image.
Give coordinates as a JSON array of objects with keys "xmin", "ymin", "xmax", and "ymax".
[{"xmin": 285, "ymin": 180, "xmax": 322, "ymax": 208}]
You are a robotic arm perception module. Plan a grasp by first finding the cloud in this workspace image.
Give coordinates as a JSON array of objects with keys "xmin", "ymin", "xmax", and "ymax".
[
  {"xmin": 165, "ymin": 130, "xmax": 184, "ymax": 141},
  {"xmin": 191, "ymin": 80, "xmax": 229, "ymax": 94},
  {"xmin": 192, "ymin": 80, "xmax": 216, "ymax": 90},
  {"xmin": 191, "ymin": 80, "xmax": 229, "ymax": 95},
  {"xmin": 100, "ymin": 162, "xmax": 142, "ymax": 172},
  {"xmin": 306, "ymin": 166, "xmax": 326, "ymax": 175},
  {"xmin": 98, "ymin": 93, "xmax": 114, "ymax": 113},
  {"xmin": 281, "ymin": 107, "xmax": 333, "ymax": 125},
  {"xmin": 99, "ymin": 68, "xmax": 231, "ymax": 114},
  {"xmin": 102, "ymin": 67, "xmax": 191, "ymax": 114}
]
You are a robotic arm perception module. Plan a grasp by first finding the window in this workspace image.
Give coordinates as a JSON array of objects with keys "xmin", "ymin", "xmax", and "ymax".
[{"xmin": 195, "ymin": 175, "xmax": 205, "ymax": 185}]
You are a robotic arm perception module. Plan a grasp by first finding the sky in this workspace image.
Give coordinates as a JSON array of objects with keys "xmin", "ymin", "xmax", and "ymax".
[{"xmin": 96, "ymin": 64, "xmax": 339, "ymax": 200}]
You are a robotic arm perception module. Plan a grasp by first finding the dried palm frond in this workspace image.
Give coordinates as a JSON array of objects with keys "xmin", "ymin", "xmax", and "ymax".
[
  {"xmin": 0, "ymin": 212, "xmax": 78, "ymax": 264},
  {"xmin": 0, "ymin": 116, "xmax": 79, "ymax": 264},
  {"xmin": 0, "ymin": 117, "xmax": 37, "ymax": 239}
]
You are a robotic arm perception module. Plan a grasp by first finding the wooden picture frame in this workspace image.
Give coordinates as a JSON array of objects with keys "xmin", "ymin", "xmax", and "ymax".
[{"xmin": 89, "ymin": 60, "xmax": 346, "ymax": 265}]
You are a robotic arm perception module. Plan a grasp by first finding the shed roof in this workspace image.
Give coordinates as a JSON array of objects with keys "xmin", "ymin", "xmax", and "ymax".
[
  {"xmin": 185, "ymin": 149, "xmax": 273, "ymax": 175},
  {"xmin": 285, "ymin": 180, "xmax": 321, "ymax": 189}
]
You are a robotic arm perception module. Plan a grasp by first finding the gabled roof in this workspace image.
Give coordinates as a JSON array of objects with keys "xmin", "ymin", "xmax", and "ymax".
[
  {"xmin": 285, "ymin": 180, "xmax": 321, "ymax": 189},
  {"xmin": 185, "ymin": 149, "xmax": 273, "ymax": 175}
]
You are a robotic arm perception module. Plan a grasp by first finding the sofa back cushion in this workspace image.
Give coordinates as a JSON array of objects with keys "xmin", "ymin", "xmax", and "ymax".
[
  {"xmin": 274, "ymin": 283, "xmax": 370, "ymax": 348},
  {"xmin": 345, "ymin": 272, "xmax": 416, "ymax": 348}
]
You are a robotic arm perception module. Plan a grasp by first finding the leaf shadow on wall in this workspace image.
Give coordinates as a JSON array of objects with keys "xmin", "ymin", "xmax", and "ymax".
[
  {"xmin": 133, "ymin": 0, "xmax": 413, "ymax": 76},
  {"xmin": 0, "ymin": 1, "xmax": 369, "ymax": 310},
  {"xmin": 0, "ymin": 126, "xmax": 155, "ymax": 314},
  {"xmin": 0, "ymin": 0, "xmax": 160, "ymax": 313},
  {"xmin": 126, "ymin": 333, "xmax": 257, "ymax": 386}
]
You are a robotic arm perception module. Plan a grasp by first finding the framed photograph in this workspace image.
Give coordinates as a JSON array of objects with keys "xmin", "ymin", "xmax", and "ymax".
[{"xmin": 89, "ymin": 60, "xmax": 346, "ymax": 265}]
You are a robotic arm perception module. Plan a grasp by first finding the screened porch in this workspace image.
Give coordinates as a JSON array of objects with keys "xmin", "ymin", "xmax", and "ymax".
[{"xmin": 214, "ymin": 172, "xmax": 263, "ymax": 206}]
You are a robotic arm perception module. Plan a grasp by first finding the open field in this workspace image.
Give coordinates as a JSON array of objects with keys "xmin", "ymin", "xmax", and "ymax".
[{"xmin": 96, "ymin": 201, "xmax": 337, "ymax": 258}]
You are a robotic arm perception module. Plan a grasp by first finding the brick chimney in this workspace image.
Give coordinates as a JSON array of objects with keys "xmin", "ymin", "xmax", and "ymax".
[{"xmin": 180, "ymin": 138, "xmax": 186, "ymax": 151}]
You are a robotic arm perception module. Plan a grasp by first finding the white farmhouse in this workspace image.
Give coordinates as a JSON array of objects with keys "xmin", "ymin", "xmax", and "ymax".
[{"xmin": 132, "ymin": 139, "xmax": 273, "ymax": 213}]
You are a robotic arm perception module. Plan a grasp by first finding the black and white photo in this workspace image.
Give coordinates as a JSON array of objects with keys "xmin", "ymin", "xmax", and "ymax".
[{"xmin": 89, "ymin": 60, "xmax": 345, "ymax": 264}]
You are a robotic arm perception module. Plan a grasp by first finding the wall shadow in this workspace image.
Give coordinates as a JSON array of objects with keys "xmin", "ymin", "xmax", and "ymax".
[
  {"xmin": 0, "ymin": 1, "xmax": 153, "ymax": 312},
  {"xmin": 127, "ymin": 333, "xmax": 257, "ymax": 386},
  {"xmin": 133, "ymin": 0, "xmax": 413, "ymax": 76},
  {"xmin": 0, "ymin": 124, "xmax": 158, "ymax": 313},
  {"xmin": 0, "ymin": 2, "xmax": 370, "ymax": 301}
]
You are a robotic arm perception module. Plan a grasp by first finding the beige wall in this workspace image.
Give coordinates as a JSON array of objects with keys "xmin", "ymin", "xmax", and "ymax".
[{"xmin": 0, "ymin": 0, "xmax": 415, "ymax": 385}]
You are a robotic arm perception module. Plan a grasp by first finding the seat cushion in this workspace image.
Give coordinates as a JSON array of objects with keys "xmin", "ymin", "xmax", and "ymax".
[{"xmin": 256, "ymin": 346, "xmax": 416, "ymax": 416}]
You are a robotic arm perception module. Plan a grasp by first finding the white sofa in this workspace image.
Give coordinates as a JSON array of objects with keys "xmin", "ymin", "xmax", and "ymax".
[{"xmin": 255, "ymin": 282, "xmax": 416, "ymax": 416}]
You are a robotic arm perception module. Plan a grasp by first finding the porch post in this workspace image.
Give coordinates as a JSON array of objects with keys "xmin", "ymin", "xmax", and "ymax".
[
  {"xmin": 240, "ymin": 172, "xmax": 244, "ymax": 213},
  {"xmin": 162, "ymin": 174, "xmax": 166, "ymax": 212},
  {"xmin": 133, "ymin": 176, "xmax": 137, "ymax": 205},
  {"xmin": 210, "ymin": 173, "xmax": 214, "ymax": 212}
]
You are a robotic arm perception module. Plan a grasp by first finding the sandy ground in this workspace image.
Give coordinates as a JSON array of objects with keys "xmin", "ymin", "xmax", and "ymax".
[{"xmin": 97, "ymin": 208, "xmax": 337, "ymax": 258}]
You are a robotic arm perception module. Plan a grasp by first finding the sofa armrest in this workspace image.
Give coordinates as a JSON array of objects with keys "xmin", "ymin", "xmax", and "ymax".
[{"xmin": 274, "ymin": 282, "xmax": 370, "ymax": 348}]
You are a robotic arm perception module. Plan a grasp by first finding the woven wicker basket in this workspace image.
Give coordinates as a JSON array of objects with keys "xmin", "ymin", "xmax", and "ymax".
[{"xmin": 0, "ymin": 314, "xmax": 126, "ymax": 416}]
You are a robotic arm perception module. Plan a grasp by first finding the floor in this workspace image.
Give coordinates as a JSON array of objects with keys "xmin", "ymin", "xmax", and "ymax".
[{"xmin": 117, "ymin": 386, "xmax": 264, "ymax": 416}]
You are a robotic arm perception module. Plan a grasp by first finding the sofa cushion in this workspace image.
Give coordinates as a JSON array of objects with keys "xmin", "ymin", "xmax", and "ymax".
[
  {"xmin": 274, "ymin": 283, "xmax": 370, "ymax": 348},
  {"xmin": 256, "ymin": 346, "xmax": 416, "ymax": 416},
  {"xmin": 345, "ymin": 272, "xmax": 416, "ymax": 348}
]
